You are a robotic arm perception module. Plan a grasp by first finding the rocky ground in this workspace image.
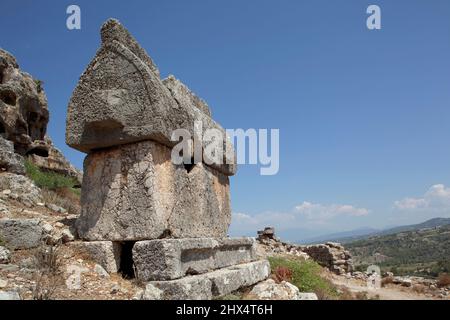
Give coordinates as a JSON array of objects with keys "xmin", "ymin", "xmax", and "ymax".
[{"xmin": 0, "ymin": 173, "xmax": 143, "ymax": 300}]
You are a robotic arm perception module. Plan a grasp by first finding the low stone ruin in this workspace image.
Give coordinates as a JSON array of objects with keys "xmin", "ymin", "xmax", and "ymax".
[
  {"xmin": 257, "ymin": 227, "xmax": 277, "ymax": 241},
  {"xmin": 256, "ymin": 227, "xmax": 354, "ymax": 275},
  {"xmin": 256, "ymin": 227, "xmax": 310, "ymax": 260},
  {"xmin": 66, "ymin": 19, "xmax": 269, "ymax": 299},
  {"xmin": 303, "ymin": 242, "xmax": 353, "ymax": 275}
]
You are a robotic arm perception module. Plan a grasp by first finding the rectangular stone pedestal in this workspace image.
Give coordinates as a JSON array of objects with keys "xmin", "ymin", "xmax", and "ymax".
[
  {"xmin": 71, "ymin": 237, "xmax": 258, "ymax": 278},
  {"xmin": 133, "ymin": 237, "xmax": 257, "ymax": 281}
]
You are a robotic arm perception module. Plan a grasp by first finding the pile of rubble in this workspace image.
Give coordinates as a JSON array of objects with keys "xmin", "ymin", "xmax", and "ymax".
[
  {"xmin": 303, "ymin": 242, "xmax": 353, "ymax": 275},
  {"xmin": 256, "ymin": 227, "xmax": 310, "ymax": 260}
]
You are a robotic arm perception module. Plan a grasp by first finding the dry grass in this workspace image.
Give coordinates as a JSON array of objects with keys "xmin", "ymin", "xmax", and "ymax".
[
  {"xmin": 412, "ymin": 284, "xmax": 426, "ymax": 294},
  {"xmin": 41, "ymin": 188, "xmax": 80, "ymax": 215},
  {"xmin": 437, "ymin": 273, "xmax": 450, "ymax": 288},
  {"xmin": 30, "ymin": 244, "xmax": 64, "ymax": 300}
]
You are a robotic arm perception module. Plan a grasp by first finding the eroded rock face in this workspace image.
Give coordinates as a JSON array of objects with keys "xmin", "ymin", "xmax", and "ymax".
[
  {"xmin": 76, "ymin": 140, "xmax": 231, "ymax": 241},
  {"xmin": 0, "ymin": 173, "xmax": 43, "ymax": 207},
  {"xmin": 0, "ymin": 218, "xmax": 49, "ymax": 250},
  {"xmin": 28, "ymin": 137, "xmax": 82, "ymax": 185},
  {"xmin": 0, "ymin": 49, "xmax": 49, "ymax": 155},
  {"xmin": 0, "ymin": 49, "xmax": 82, "ymax": 184},
  {"xmin": 132, "ymin": 237, "xmax": 256, "ymax": 281},
  {"xmin": 68, "ymin": 20, "xmax": 236, "ymax": 241}
]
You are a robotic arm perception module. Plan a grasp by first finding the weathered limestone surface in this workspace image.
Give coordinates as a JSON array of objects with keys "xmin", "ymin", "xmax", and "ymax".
[
  {"xmin": 28, "ymin": 137, "xmax": 83, "ymax": 185},
  {"xmin": 0, "ymin": 218, "xmax": 47, "ymax": 250},
  {"xmin": 0, "ymin": 49, "xmax": 49, "ymax": 155},
  {"xmin": 133, "ymin": 237, "xmax": 257, "ymax": 281},
  {"xmin": 70, "ymin": 241, "xmax": 121, "ymax": 273},
  {"xmin": 150, "ymin": 260, "xmax": 270, "ymax": 300},
  {"xmin": 0, "ymin": 173, "xmax": 43, "ymax": 207},
  {"xmin": 0, "ymin": 49, "xmax": 82, "ymax": 183},
  {"xmin": 0, "ymin": 137, "xmax": 25, "ymax": 174},
  {"xmin": 248, "ymin": 279, "xmax": 318, "ymax": 300},
  {"xmin": 66, "ymin": 19, "xmax": 270, "ymax": 299},
  {"xmin": 76, "ymin": 140, "xmax": 230, "ymax": 241},
  {"xmin": 303, "ymin": 242, "xmax": 353, "ymax": 275},
  {"xmin": 66, "ymin": 19, "xmax": 235, "ymax": 176}
]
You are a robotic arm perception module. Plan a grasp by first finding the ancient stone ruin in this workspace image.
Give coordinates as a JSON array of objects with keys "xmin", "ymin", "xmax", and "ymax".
[
  {"xmin": 303, "ymin": 242, "xmax": 353, "ymax": 275},
  {"xmin": 66, "ymin": 19, "xmax": 269, "ymax": 299}
]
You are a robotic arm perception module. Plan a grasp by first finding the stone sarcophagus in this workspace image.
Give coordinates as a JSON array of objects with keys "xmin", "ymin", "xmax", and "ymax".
[
  {"xmin": 67, "ymin": 19, "xmax": 236, "ymax": 241},
  {"xmin": 66, "ymin": 19, "xmax": 269, "ymax": 299}
]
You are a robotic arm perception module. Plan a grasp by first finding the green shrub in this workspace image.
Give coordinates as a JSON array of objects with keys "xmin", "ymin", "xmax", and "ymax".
[
  {"xmin": 25, "ymin": 160, "xmax": 77, "ymax": 190},
  {"xmin": 268, "ymin": 256, "xmax": 339, "ymax": 299},
  {"xmin": 34, "ymin": 79, "xmax": 44, "ymax": 93}
]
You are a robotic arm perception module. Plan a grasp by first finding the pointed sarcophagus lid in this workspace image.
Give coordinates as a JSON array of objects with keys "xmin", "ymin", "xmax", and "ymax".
[{"xmin": 66, "ymin": 19, "xmax": 235, "ymax": 176}]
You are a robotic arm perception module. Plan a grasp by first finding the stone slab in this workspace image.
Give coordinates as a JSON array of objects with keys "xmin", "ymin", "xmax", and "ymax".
[
  {"xmin": 133, "ymin": 237, "xmax": 257, "ymax": 281},
  {"xmin": 70, "ymin": 241, "xmax": 121, "ymax": 273},
  {"xmin": 150, "ymin": 260, "xmax": 270, "ymax": 300}
]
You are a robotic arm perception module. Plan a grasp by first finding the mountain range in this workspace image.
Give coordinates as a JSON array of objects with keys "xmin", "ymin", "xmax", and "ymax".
[{"xmin": 298, "ymin": 217, "xmax": 450, "ymax": 244}]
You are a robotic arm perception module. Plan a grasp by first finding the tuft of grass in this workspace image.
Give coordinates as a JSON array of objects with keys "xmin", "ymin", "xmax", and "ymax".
[
  {"xmin": 268, "ymin": 256, "xmax": 339, "ymax": 299},
  {"xmin": 437, "ymin": 273, "xmax": 450, "ymax": 288},
  {"xmin": 25, "ymin": 160, "xmax": 77, "ymax": 191},
  {"xmin": 34, "ymin": 79, "xmax": 44, "ymax": 93}
]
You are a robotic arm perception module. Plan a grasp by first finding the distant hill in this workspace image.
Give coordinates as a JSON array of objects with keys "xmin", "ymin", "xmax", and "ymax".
[
  {"xmin": 345, "ymin": 219, "xmax": 450, "ymax": 277},
  {"xmin": 298, "ymin": 217, "xmax": 450, "ymax": 245},
  {"xmin": 376, "ymin": 217, "xmax": 450, "ymax": 236},
  {"xmin": 299, "ymin": 227, "xmax": 379, "ymax": 244}
]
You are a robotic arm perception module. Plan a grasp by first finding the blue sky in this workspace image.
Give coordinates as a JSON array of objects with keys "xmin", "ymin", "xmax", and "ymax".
[{"xmin": 2, "ymin": 0, "xmax": 450, "ymax": 241}]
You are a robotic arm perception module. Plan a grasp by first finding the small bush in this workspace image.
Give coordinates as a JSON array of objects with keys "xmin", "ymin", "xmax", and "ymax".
[
  {"xmin": 268, "ymin": 256, "xmax": 338, "ymax": 299},
  {"xmin": 273, "ymin": 266, "xmax": 293, "ymax": 283},
  {"xmin": 437, "ymin": 273, "xmax": 450, "ymax": 288},
  {"xmin": 25, "ymin": 160, "xmax": 77, "ymax": 190},
  {"xmin": 34, "ymin": 244, "xmax": 61, "ymax": 274},
  {"xmin": 381, "ymin": 276, "xmax": 394, "ymax": 287}
]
